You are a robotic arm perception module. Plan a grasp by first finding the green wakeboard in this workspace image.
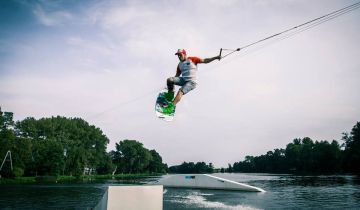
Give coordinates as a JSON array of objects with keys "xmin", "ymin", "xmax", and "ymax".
[{"xmin": 155, "ymin": 88, "xmax": 176, "ymax": 121}]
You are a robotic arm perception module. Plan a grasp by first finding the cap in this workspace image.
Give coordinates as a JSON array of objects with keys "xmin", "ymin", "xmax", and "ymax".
[{"xmin": 175, "ymin": 49, "xmax": 186, "ymax": 56}]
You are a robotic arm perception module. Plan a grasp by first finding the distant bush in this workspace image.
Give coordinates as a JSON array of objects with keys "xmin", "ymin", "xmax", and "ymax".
[{"xmin": 13, "ymin": 167, "xmax": 24, "ymax": 177}]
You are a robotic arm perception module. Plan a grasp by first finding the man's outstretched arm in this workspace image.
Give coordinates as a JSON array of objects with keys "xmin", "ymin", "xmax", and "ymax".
[{"xmin": 200, "ymin": 55, "xmax": 221, "ymax": 64}]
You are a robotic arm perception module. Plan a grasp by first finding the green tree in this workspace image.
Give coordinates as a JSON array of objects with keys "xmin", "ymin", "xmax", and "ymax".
[
  {"xmin": 285, "ymin": 138, "xmax": 303, "ymax": 172},
  {"xmin": 16, "ymin": 116, "xmax": 110, "ymax": 176},
  {"xmin": 342, "ymin": 122, "xmax": 360, "ymax": 173},
  {"xmin": 96, "ymin": 152, "xmax": 114, "ymax": 175},
  {"xmin": 168, "ymin": 162, "xmax": 214, "ymax": 174},
  {"xmin": 147, "ymin": 150, "xmax": 167, "ymax": 173},
  {"xmin": 233, "ymin": 156, "xmax": 255, "ymax": 172},
  {"xmin": 207, "ymin": 162, "xmax": 214, "ymax": 173},
  {"xmin": 0, "ymin": 109, "xmax": 17, "ymax": 178},
  {"xmin": 1, "ymin": 109, "xmax": 169, "ymax": 177},
  {"xmin": 300, "ymin": 137, "xmax": 314, "ymax": 172},
  {"xmin": 11, "ymin": 137, "xmax": 32, "ymax": 177},
  {"xmin": 233, "ymin": 137, "xmax": 342, "ymax": 174},
  {"xmin": 312, "ymin": 140, "xmax": 341, "ymax": 173},
  {"xmin": 32, "ymin": 140, "xmax": 64, "ymax": 176},
  {"xmin": 113, "ymin": 140, "xmax": 152, "ymax": 174}
]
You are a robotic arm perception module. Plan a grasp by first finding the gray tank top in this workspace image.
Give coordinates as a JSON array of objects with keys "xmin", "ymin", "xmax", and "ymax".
[{"xmin": 179, "ymin": 58, "xmax": 198, "ymax": 82}]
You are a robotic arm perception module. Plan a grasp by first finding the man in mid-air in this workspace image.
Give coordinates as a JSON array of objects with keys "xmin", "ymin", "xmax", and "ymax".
[{"xmin": 164, "ymin": 49, "xmax": 221, "ymax": 112}]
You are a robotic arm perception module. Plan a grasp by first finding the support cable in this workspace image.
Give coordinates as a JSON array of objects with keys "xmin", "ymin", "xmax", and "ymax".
[{"xmin": 219, "ymin": 1, "xmax": 360, "ymax": 60}]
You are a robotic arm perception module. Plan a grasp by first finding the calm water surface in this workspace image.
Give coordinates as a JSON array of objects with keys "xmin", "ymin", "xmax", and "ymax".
[{"xmin": 0, "ymin": 174, "xmax": 359, "ymax": 210}]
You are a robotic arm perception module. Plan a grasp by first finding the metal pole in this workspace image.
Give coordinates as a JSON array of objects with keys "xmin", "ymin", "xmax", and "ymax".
[{"xmin": 0, "ymin": 151, "xmax": 13, "ymax": 171}]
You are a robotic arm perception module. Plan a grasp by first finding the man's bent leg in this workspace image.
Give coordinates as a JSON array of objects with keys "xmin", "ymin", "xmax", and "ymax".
[
  {"xmin": 165, "ymin": 77, "xmax": 177, "ymax": 101},
  {"xmin": 167, "ymin": 78, "xmax": 175, "ymax": 92},
  {"xmin": 173, "ymin": 90, "xmax": 184, "ymax": 106},
  {"xmin": 173, "ymin": 81, "xmax": 196, "ymax": 106}
]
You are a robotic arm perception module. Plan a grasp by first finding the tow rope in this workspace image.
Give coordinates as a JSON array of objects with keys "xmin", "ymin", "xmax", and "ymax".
[{"xmin": 218, "ymin": 1, "xmax": 360, "ymax": 60}]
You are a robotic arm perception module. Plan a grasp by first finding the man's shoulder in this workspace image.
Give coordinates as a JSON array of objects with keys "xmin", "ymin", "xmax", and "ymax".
[
  {"xmin": 188, "ymin": 56, "xmax": 202, "ymax": 64},
  {"xmin": 188, "ymin": 56, "xmax": 201, "ymax": 60}
]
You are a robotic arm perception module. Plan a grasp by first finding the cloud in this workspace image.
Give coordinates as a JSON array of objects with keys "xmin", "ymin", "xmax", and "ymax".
[
  {"xmin": 32, "ymin": 3, "xmax": 73, "ymax": 26},
  {"xmin": 84, "ymin": 1, "xmax": 226, "ymax": 58}
]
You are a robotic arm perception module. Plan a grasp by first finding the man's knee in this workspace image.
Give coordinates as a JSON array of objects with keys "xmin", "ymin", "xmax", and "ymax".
[
  {"xmin": 167, "ymin": 77, "xmax": 175, "ymax": 91},
  {"xmin": 167, "ymin": 77, "xmax": 174, "ymax": 85},
  {"xmin": 180, "ymin": 81, "xmax": 196, "ymax": 95}
]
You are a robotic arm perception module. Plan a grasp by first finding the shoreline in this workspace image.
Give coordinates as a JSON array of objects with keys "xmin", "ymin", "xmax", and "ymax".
[{"xmin": 0, "ymin": 173, "xmax": 163, "ymax": 185}]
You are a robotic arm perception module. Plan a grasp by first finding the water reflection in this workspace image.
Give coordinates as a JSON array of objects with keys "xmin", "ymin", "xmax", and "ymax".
[{"xmin": 271, "ymin": 175, "xmax": 353, "ymax": 187}]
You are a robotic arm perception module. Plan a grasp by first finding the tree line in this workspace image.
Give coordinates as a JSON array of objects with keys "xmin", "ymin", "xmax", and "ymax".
[
  {"xmin": 168, "ymin": 162, "xmax": 214, "ymax": 174},
  {"xmin": 0, "ymin": 108, "xmax": 167, "ymax": 178},
  {"xmin": 230, "ymin": 122, "xmax": 360, "ymax": 174},
  {"xmin": 1, "ymin": 107, "xmax": 359, "ymax": 177}
]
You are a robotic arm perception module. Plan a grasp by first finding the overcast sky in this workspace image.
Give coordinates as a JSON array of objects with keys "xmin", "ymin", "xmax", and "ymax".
[{"xmin": 1, "ymin": 0, "xmax": 359, "ymax": 167}]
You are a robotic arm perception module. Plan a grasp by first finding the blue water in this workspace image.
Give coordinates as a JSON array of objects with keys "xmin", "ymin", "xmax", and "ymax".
[
  {"xmin": 163, "ymin": 173, "xmax": 360, "ymax": 209},
  {"xmin": 0, "ymin": 174, "xmax": 359, "ymax": 210}
]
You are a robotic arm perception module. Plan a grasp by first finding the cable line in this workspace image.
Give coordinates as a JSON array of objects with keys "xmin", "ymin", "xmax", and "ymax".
[
  {"xmin": 85, "ymin": 86, "xmax": 163, "ymax": 120},
  {"xmin": 219, "ymin": 1, "xmax": 360, "ymax": 60}
]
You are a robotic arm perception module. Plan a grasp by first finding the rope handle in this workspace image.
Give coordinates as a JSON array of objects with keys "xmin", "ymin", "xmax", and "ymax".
[{"xmin": 220, "ymin": 48, "xmax": 241, "ymax": 60}]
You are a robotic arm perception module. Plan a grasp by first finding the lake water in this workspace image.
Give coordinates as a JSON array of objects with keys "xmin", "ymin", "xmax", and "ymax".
[{"xmin": 0, "ymin": 173, "xmax": 359, "ymax": 210}]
